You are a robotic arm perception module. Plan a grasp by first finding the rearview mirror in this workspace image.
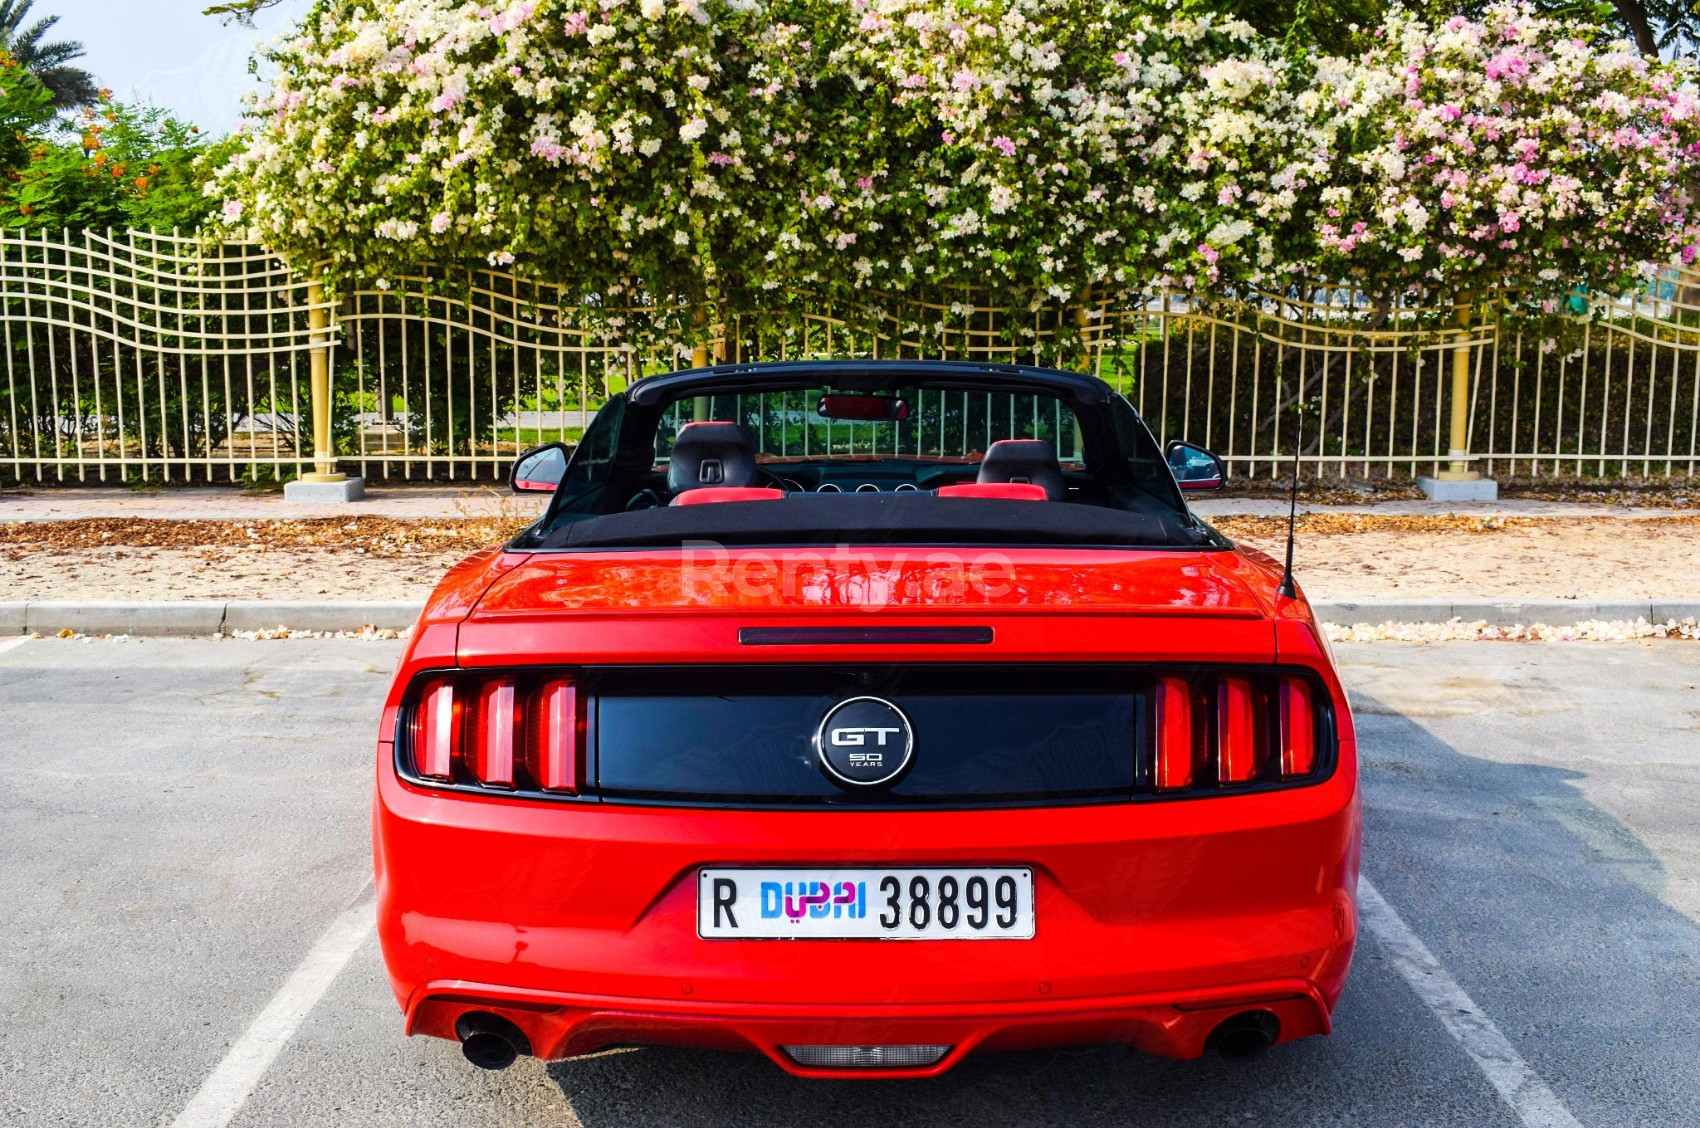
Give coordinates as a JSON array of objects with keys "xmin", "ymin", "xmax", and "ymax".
[
  {"xmin": 817, "ymin": 394, "xmax": 909, "ymax": 422},
  {"xmin": 510, "ymin": 442, "xmax": 570, "ymax": 494},
  {"xmin": 1166, "ymin": 440, "xmax": 1226, "ymax": 491}
]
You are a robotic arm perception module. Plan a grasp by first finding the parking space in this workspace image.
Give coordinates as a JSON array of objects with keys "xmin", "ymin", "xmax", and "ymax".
[{"xmin": 3, "ymin": 637, "xmax": 1699, "ymax": 1126}]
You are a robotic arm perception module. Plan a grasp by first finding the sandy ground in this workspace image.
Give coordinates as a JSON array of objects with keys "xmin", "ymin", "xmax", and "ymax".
[
  {"xmin": 1, "ymin": 514, "xmax": 1697, "ymax": 602},
  {"xmin": 1218, "ymin": 514, "xmax": 1700, "ymax": 601},
  {"xmin": 2, "ymin": 545, "xmax": 466, "ymax": 601}
]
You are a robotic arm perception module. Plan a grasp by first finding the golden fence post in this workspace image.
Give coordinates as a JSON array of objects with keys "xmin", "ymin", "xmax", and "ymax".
[
  {"xmin": 1435, "ymin": 295, "xmax": 1479, "ymax": 482},
  {"xmin": 284, "ymin": 272, "xmax": 364, "ymax": 501},
  {"xmin": 1418, "ymin": 291, "xmax": 1496, "ymax": 499},
  {"xmin": 1073, "ymin": 304, "xmax": 1091, "ymax": 454},
  {"xmin": 299, "ymin": 276, "xmax": 344, "ymax": 483},
  {"xmin": 691, "ymin": 309, "xmax": 712, "ymax": 421}
]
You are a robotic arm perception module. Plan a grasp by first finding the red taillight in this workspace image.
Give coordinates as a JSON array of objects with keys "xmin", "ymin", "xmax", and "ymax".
[
  {"xmin": 1146, "ymin": 670, "xmax": 1327, "ymax": 794},
  {"xmin": 413, "ymin": 679, "xmax": 457, "ymax": 780},
  {"xmin": 472, "ymin": 680, "xmax": 517, "ymax": 788},
  {"xmin": 528, "ymin": 679, "xmax": 580, "ymax": 794},
  {"xmin": 1153, "ymin": 676, "xmax": 1193, "ymax": 790},
  {"xmin": 407, "ymin": 673, "xmax": 582, "ymax": 795},
  {"xmin": 1216, "ymin": 676, "xmax": 1256, "ymax": 783},
  {"xmin": 1279, "ymin": 677, "xmax": 1316, "ymax": 777}
]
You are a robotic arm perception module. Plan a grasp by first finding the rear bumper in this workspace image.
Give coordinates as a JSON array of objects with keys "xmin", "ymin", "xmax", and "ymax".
[
  {"xmin": 373, "ymin": 741, "xmax": 1360, "ymax": 1075},
  {"xmin": 404, "ymin": 977, "xmax": 1334, "ymax": 1079}
]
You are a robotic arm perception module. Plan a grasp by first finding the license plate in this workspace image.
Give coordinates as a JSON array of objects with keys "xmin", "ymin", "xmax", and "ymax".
[{"xmin": 697, "ymin": 867, "xmax": 1034, "ymax": 940}]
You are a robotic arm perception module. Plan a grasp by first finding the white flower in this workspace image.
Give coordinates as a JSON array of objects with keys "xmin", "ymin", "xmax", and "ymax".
[{"xmin": 679, "ymin": 116, "xmax": 708, "ymax": 142}]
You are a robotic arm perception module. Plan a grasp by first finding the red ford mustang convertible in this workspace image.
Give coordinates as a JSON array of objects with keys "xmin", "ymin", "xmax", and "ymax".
[{"xmin": 373, "ymin": 360, "xmax": 1359, "ymax": 1078}]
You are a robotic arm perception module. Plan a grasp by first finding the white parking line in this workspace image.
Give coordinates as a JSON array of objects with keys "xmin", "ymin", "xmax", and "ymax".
[
  {"xmin": 0, "ymin": 636, "xmax": 31, "ymax": 657},
  {"xmin": 171, "ymin": 886, "xmax": 376, "ymax": 1128},
  {"xmin": 1358, "ymin": 875, "xmax": 1582, "ymax": 1128}
]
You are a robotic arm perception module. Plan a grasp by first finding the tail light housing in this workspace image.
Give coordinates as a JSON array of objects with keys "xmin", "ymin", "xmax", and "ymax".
[
  {"xmin": 397, "ymin": 671, "xmax": 586, "ymax": 798},
  {"xmin": 1146, "ymin": 668, "xmax": 1331, "ymax": 796},
  {"xmin": 397, "ymin": 664, "xmax": 1333, "ymax": 804}
]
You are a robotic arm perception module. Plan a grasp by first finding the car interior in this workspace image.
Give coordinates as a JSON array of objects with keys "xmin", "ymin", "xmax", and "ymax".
[{"xmin": 515, "ymin": 372, "xmax": 1229, "ymax": 548}]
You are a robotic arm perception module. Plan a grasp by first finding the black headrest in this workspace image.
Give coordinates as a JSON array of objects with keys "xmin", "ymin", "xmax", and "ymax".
[
  {"xmin": 668, "ymin": 421, "xmax": 761, "ymax": 494},
  {"xmin": 977, "ymin": 439, "xmax": 1064, "ymax": 500}
]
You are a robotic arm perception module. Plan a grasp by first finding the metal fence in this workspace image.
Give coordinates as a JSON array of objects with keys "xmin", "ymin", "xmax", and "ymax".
[{"xmin": 2, "ymin": 228, "xmax": 1697, "ymax": 483}]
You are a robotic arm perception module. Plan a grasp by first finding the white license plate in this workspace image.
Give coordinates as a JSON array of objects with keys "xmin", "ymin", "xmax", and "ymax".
[{"xmin": 697, "ymin": 867, "xmax": 1034, "ymax": 940}]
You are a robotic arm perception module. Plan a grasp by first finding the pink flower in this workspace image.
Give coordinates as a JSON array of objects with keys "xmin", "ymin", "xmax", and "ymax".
[
  {"xmin": 431, "ymin": 212, "xmax": 452, "ymax": 234},
  {"xmin": 1196, "ymin": 243, "xmax": 1219, "ymax": 265},
  {"xmin": 1438, "ymin": 104, "xmax": 1461, "ymax": 121},
  {"xmin": 707, "ymin": 151, "xmax": 734, "ymax": 166},
  {"xmin": 855, "ymin": 177, "xmax": 874, "ymax": 190},
  {"xmin": 990, "ymin": 136, "xmax": 1016, "ymax": 157},
  {"xmin": 1684, "ymin": 244, "xmax": 1698, "ymax": 265},
  {"xmin": 1485, "ymin": 50, "xmax": 1529, "ymax": 84}
]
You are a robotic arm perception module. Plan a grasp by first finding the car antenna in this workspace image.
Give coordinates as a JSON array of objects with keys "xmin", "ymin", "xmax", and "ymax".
[{"xmin": 1276, "ymin": 399, "xmax": 1303, "ymax": 600}]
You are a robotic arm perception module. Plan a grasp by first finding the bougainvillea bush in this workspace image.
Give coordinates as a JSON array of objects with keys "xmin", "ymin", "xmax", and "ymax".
[
  {"xmin": 209, "ymin": 0, "xmax": 1700, "ymax": 341},
  {"xmin": 1310, "ymin": 6, "xmax": 1700, "ymax": 311},
  {"xmin": 827, "ymin": 0, "xmax": 1342, "ymax": 301},
  {"xmin": 212, "ymin": 0, "xmax": 884, "ymax": 325}
]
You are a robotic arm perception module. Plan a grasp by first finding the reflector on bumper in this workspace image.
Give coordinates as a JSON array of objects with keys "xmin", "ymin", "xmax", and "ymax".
[{"xmin": 780, "ymin": 1044, "xmax": 952, "ymax": 1069}]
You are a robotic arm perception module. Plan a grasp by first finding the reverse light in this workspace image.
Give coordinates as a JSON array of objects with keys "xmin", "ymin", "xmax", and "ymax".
[{"xmin": 781, "ymin": 1044, "xmax": 950, "ymax": 1069}]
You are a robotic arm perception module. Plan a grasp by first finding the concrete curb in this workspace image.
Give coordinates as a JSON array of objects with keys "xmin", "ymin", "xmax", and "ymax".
[
  {"xmin": 222, "ymin": 600, "xmax": 424, "ymax": 633},
  {"xmin": 1312, "ymin": 598, "xmax": 1700, "ymax": 627},
  {"xmin": 1, "ymin": 598, "xmax": 1697, "ymax": 636},
  {"xmin": 1, "ymin": 599, "xmax": 424, "ymax": 636}
]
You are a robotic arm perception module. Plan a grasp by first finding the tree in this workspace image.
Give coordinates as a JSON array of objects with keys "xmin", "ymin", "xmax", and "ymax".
[
  {"xmin": 0, "ymin": 94, "xmax": 219, "ymax": 231},
  {"xmin": 1580, "ymin": 0, "xmax": 1697, "ymax": 56},
  {"xmin": 1413, "ymin": 0, "xmax": 1700, "ymax": 57},
  {"xmin": 0, "ymin": 0, "xmax": 97, "ymax": 109},
  {"xmin": 0, "ymin": 49, "xmax": 53, "ymax": 179},
  {"xmin": 203, "ymin": 0, "xmax": 289, "ymax": 26},
  {"xmin": 1188, "ymin": 0, "xmax": 1388, "ymax": 55}
]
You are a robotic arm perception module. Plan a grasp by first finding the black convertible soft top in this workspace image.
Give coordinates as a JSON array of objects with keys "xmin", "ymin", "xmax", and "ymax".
[{"xmin": 541, "ymin": 494, "xmax": 1208, "ymax": 550}]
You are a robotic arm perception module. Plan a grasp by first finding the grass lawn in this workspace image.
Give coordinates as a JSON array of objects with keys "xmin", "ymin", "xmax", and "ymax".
[{"xmin": 494, "ymin": 425, "xmax": 584, "ymax": 447}]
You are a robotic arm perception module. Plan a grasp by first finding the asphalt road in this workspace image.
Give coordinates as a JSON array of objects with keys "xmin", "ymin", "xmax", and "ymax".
[{"xmin": 3, "ymin": 635, "xmax": 1699, "ymax": 1127}]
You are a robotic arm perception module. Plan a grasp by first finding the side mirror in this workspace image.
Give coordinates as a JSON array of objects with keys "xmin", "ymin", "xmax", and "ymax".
[
  {"xmin": 1166, "ymin": 440, "xmax": 1226, "ymax": 491},
  {"xmin": 510, "ymin": 442, "xmax": 570, "ymax": 494}
]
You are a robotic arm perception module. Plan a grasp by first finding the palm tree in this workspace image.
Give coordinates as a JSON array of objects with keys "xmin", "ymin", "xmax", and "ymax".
[{"xmin": 0, "ymin": 0, "xmax": 96, "ymax": 110}]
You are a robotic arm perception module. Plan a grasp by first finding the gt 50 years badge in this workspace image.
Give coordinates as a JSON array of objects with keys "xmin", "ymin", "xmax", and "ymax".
[{"xmin": 813, "ymin": 696, "xmax": 914, "ymax": 789}]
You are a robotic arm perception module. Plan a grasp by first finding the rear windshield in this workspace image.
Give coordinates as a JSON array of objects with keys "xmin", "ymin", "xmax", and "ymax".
[{"xmin": 529, "ymin": 381, "xmax": 1220, "ymax": 550}]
